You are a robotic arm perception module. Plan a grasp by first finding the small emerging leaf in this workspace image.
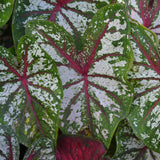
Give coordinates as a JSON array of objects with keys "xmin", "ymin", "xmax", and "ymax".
[
  {"xmin": 0, "ymin": 36, "xmax": 63, "ymax": 147},
  {"xmin": 0, "ymin": 125, "xmax": 19, "ymax": 160},
  {"xmin": 56, "ymin": 135, "xmax": 106, "ymax": 160},
  {"xmin": 0, "ymin": 0, "xmax": 14, "ymax": 27}
]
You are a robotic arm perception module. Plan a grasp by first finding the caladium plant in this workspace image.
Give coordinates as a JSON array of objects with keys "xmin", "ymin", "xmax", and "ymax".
[
  {"xmin": 0, "ymin": 125, "xmax": 56, "ymax": 160},
  {"xmin": 0, "ymin": 0, "xmax": 14, "ymax": 27},
  {"xmin": 113, "ymin": 119, "xmax": 160, "ymax": 160},
  {"xmin": 26, "ymin": 4, "xmax": 134, "ymax": 149},
  {"xmin": 126, "ymin": 0, "xmax": 160, "ymax": 41},
  {"xmin": 12, "ymin": 0, "xmax": 116, "ymax": 47},
  {"xmin": 0, "ymin": 35, "xmax": 63, "ymax": 147},
  {"xmin": 127, "ymin": 20, "xmax": 160, "ymax": 153},
  {"xmin": 1, "ymin": 0, "xmax": 160, "ymax": 158}
]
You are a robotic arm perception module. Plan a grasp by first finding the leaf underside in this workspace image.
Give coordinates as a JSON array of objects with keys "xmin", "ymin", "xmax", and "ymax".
[
  {"xmin": 127, "ymin": 21, "xmax": 160, "ymax": 153},
  {"xmin": 26, "ymin": 4, "xmax": 133, "ymax": 148},
  {"xmin": 0, "ymin": 36, "xmax": 63, "ymax": 147}
]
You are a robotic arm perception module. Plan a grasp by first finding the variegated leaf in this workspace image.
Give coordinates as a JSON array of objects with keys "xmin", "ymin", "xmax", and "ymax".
[
  {"xmin": 0, "ymin": 0, "xmax": 14, "ymax": 27},
  {"xmin": 127, "ymin": 21, "xmax": 160, "ymax": 153},
  {"xmin": 26, "ymin": 4, "xmax": 133, "ymax": 148},
  {"xmin": 23, "ymin": 137, "xmax": 56, "ymax": 160},
  {"xmin": 12, "ymin": 0, "xmax": 116, "ymax": 47},
  {"xmin": 0, "ymin": 36, "xmax": 63, "ymax": 147},
  {"xmin": 113, "ymin": 120, "xmax": 160, "ymax": 160},
  {"xmin": 0, "ymin": 125, "xmax": 19, "ymax": 160},
  {"xmin": 126, "ymin": 0, "xmax": 160, "ymax": 40}
]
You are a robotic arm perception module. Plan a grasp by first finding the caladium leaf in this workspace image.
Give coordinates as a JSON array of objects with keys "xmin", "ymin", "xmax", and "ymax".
[
  {"xmin": 26, "ymin": 4, "xmax": 133, "ymax": 148},
  {"xmin": 126, "ymin": 0, "xmax": 160, "ymax": 40},
  {"xmin": 56, "ymin": 135, "xmax": 106, "ymax": 160},
  {"xmin": 113, "ymin": 120, "xmax": 160, "ymax": 160},
  {"xmin": 23, "ymin": 137, "xmax": 56, "ymax": 160},
  {"xmin": 0, "ymin": 0, "xmax": 14, "ymax": 27},
  {"xmin": 0, "ymin": 36, "xmax": 63, "ymax": 147},
  {"xmin": 0, "ymin": 125, "xmax": 19, "ymax": 160},
  {"xmin": 127, "ymin": 21, "xmax": 160, "ymax": 152},
  {"xmin": 12, "ymin": 0, "xmax": 116, "ymax": 47}
]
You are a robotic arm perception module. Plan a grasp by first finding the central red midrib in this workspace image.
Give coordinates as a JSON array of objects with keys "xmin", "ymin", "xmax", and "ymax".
[
  {"xmin": 38, "ymin": 29, "xmax": 83, "ymax": 74},
  {"xmin": 21, "ymin": 45, "xmax": 45, "ymax": 137},
  {"xmin": 139, "ymin": 0, "xmax": 159, "ymax": 28},
  {"xmin": 84, "ymin": 75, "xmax": 94, "ymax": 136},
  {"xmin": 49, "ymin": 4, "xmax": 61, "ymax": 22},
  {"xmin": 49, "ymin": 0, "xmax": 74, "ymax": 22},
  {"xmin": 7, "ymin": 136, "xmax": 13, "ymax": 160},
  {"xmin": 57, "ymin": 0, "xmax": 73, "ymax": 6},
  {"xmin": 84, "ymin": 13, "xmax": 116, "ymax": 73}
]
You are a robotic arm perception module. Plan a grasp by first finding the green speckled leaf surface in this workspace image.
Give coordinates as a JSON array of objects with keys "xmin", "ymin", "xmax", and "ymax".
[
  {"xmin": 23, "ymin": 137, "xmax": 56, "ymax": 160},
  {"xmin": 127, "ymin": 21, "xmax": 160, "ymax": 153},
  {"xmin": 0, "ymin": 0, "xmax": 14, "ymax": 27},
  {"xmin": 0, "ymin": 36, "xmax": 63, "ymax": 147},
  {"xmin": 26, "ymin": 4, "xmax": 133, "ymax": 148},
  {"xmin": 113, "ymin": 120, "xmax": 160, "ymax": 160},
  {"xmin": 12, "ymin": 0, "xmax": 115, "ymax": 47},
  {"xmin": 0, "ymin": 125, "xmax": 19, "ymax": 160}
]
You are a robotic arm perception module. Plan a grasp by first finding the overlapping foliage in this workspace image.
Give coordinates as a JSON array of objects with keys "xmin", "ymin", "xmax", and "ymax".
[{"xmin": 0, "ymin": 0, "xmax": 160, "ymax": 159}]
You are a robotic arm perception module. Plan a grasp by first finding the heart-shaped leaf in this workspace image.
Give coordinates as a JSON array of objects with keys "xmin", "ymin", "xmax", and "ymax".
[
  {"xmin": 126, "ymin": 0, "xmax": 160, "ymax": 40},
  {"xmin": 0, "ymin": 125, "xmax": 19, "ymax": 160},
  {"xmin": 12, "ymin": 0, "xmax": 116, "ymax": 47},
  {"xmin": 113, "ymin": 120, "xmax": 160, "ymax": 160},
  {"xmin": 0, "ymin": 0, "xmax": 14, "ymax": 27},
  {"xmin": 56, "ymin": 135, "xmax": 106, "ymax": 160},
  {"xmin": 127, "ymin": 21, "xmax": 160, "ymax": 152},
  {"xmin": 23, "ymin": 137, "xmax": 56, "ymax": 160},
  {"xmin": 26, "ymin": 4, "xmax": 133, "ymax": 148},
  {"xmin": 0, "ymin": 36, "xmax": 63, "ymax": 147}
]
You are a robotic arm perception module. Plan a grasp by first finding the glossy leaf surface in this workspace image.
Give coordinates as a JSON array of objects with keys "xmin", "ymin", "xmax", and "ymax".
[
  {"xmin": 26, "ymin": 4, "xmax": 133, "ymax": 148},
  {"xmin": 113, "ymin": 120, "xmax": 160, "ymax": 160},
  {"xmin": 0, "ymin": 0, "xmax": 14, "ymax": 27},
  {"xmin": 126, "ymin": 0, "xmax": 160, "ymax": 40},
  {"xmin": 0, "ymin": 36, "xmax": 63, "ymax": 147},
  {"xmin": 0, "ymin": 125, "xmax": 19, "ymax": 160},
  {"xmin": 23, "ymin": 137, "xmax": 56, "ymax": 160},
  {"xmin": 127, "ymin": 21, "xmax": 160, "ymax": 153},
  {"xmin": 12, "ymin": 0, "xmax": 115, "ymax": 47},
  {"xmin": 56, "ymin": 135, "xmax": 106, "ymax": 160}
]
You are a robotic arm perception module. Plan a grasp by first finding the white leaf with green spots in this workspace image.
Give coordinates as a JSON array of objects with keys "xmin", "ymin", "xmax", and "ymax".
[
  {"xmin": 127, "ymin": 21, "xmax": 160, "ymax": 153},
  {"xmin": 23, "ymin": 137, "xmax": 56, "ymax": 160},
  {"xmin": 12, "ymin": 0, "xmax": 116, "ymax": 47},
  {"xmin": 0, "ymin": 0, "xmax": 14, "ymax": 27},
  {"xmin": 26, "ymin": 4, "xmax": 133, "ymax": 148},
  {"xmin": 0, "ymin": 125, "xmax": 19, "ymax": 160},
  {"xmin": 0, "ymin": 36, "xmax": 63, "ymax": 147},
  {"xmin": 113, "ymin": 120, "xmax": 160, "ymax": 160}
]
